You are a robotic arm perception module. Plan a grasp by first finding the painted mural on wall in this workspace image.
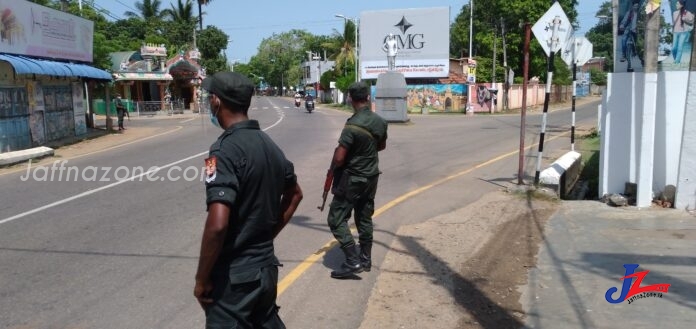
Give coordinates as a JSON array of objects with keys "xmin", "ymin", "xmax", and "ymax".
[
  {"xmin": 666, "ymin": 0, "xmax": 695, "ymax": 68},
  {"xmin": 27, "ymin": 81, "xmax": 46, "ymax": 145},
  {"xmin": 369, "ymin": 84, "xmax": 467, "ymax": 113},
  {"xmin": 72, "ymin": 83, "xmax": 86, "ymax": 136},
  {"xmin": 406, "ymin": 84, "xmax": 466, "ymax": 113},
  {"xmin": 615, "ymin": 0, "xmax": 694, "ymax": 72}
]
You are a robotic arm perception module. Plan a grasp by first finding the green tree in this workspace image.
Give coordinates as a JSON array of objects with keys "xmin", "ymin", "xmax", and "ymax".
[
  {"xmin": 250, "ymin": 30, "xmax": 319, "ymax": 91},
  {"xmin": 589, "ymin": 68, "xmax": 607, "ymax": 85},
  {"xmin": 197, "ymin": 0, "xmax": 213, "ymax": 30},
  {"xmin": 162, "ymin": 0, "xmax": 198, "ymax": 53},
  {"xmin": 552, "ymin": 56, "xmax": 572, "ymax": 85},
  {"xmin": 198, "ymin": 26, "xmax": 229, "ymax": 74},
  {"xmin": 585, "ymin": 1, "xmax": 613, "ymax": 72},
  {"xmin": 124, "ymin": 0, "xmax": 165, "ymax": 20},
  {"xmin": 451, "ymin": 0, "xmax": 579, "ymax": 84},
  {"xmin": 329, "ymin": 20, "xmax": 357, "ymax": 79}
]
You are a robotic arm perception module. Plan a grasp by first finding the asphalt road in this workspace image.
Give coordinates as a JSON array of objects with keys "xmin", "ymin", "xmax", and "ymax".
[{"xmin": 0, "ymin": 96, "xmax": 599, "ymax": 328}]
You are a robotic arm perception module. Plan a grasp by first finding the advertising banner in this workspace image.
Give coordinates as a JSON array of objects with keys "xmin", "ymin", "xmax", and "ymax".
[
  {"xmin": 360, "ymin": 7, "xmax": 450, "ymax": 79},
  {"xmin": 0, "ymin": 0, "xmax": 94, "ymax": 62}
]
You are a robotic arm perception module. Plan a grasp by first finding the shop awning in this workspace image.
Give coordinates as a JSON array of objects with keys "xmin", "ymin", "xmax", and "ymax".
[
  {"xmin": 113, "ymin": 72, "xmax": 173, "ymax": 81},
  {"xmin": 0, "ymin": 54, "xmax": 112, "ymax": 80}
]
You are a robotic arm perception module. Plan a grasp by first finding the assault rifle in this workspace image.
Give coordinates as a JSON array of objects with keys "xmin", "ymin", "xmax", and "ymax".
[{"xmin": 318, "ymin": 167, "xmax": 333, "ymax": 212}]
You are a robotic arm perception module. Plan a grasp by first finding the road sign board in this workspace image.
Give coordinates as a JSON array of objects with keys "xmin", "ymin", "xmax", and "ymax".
[
  {"xmin": 532, "ymin": 2, "xmax": 574, "ymax": 57},
  {"xmin": 561, "ymin": 36, "xmax": 593, "ymax": 66}
]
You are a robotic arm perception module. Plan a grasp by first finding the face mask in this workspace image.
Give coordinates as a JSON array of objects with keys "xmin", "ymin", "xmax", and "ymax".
[{"xmin": 209, "ymin": 100, "xmax": 221, "ymax": 128}]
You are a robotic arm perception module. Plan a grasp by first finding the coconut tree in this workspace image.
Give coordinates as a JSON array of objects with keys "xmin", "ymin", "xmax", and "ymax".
[
  {"xmin": 163, "ymin": 0, "xmax": 197, "ymax": 25},
  {"xmin": 330, "ymin": 19, "xmax": 357, "ymax": 78},
  {"xmin": 124, "ymin": 0, "xmax": 165, "ymax": 20},
  {"xmin": 162, "ymin": 0, "xmax": 198, "ymax": 54},
  {"xmin": 197, "ymin": 0, "xmax": 213, "ymax": 30}
]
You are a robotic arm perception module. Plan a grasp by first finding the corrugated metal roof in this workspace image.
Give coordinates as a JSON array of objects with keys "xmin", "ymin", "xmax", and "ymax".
[{"xmin": 0, "ymin": 54, "xmax": 112, "ymax": 80}]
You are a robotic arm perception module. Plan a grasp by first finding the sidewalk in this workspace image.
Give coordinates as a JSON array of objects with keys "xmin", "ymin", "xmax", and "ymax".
[
  {"xmin": 523, "ymin": 200, "xmax": 696, "ymax": 329},
  {"xmin": 359, "ymin": 187, "xmax": 695, "ymax": 329},
  {"xmin": 0, "ymin": 128, "xmax": 108, "ymax": 167},
  {"xmin": 0, "ymin": 125, "xmax": 164, "ymax": 174}
]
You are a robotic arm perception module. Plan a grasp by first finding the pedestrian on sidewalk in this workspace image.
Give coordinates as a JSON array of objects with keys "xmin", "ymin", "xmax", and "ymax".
[
  {"xmin": 325, "ymin": 81, "xmax": 388, "ymax": 279},
  {"xmin": 194, "ymin": 72, "xmax": 303, "ymax": 328},
  {"xmin": 115, "ymin": 94, "xmax": 129, "ymax": 131}
]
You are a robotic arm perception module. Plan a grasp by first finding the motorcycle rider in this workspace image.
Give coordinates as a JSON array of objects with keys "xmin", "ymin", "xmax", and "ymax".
[
  {"xmin": 294, "ymin": 92, "xmax": 302, "ymax": 107},
  {"xmin": 305, "ymin": 93, "xmax": 314, "ymax": 111}
]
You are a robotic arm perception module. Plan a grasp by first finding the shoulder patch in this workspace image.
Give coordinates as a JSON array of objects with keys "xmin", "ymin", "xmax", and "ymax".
[{"xmin": 205, "ymin": 156, "xmax": 217, "ymax": 183}]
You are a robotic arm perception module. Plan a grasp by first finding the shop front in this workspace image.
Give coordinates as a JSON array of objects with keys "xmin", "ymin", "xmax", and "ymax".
[{"xmin": 0, "ymin": 1, "xmax": 111, "ymax": 153}]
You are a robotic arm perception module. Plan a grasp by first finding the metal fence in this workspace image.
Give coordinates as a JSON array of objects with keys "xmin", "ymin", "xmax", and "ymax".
[{"xmin": 135, "ymin": 100, "xmax": 186, "ymax": 116}]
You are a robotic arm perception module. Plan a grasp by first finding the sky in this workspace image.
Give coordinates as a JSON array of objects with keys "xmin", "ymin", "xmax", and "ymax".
[{"xmin": 92, "ymin": 0, "xmax": 608, "ymax": 64}]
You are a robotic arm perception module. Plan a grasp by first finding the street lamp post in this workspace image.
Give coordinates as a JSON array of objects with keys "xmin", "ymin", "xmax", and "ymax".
[
  {"xmin": 467, "ymin": 0, "xmax": 474, "ymax": 114},
  {"xmin": 229, "ymin": 59, "xmax": 240, "ymax": 72},
  {"xmin": 306, "ymin": 51, "xmax": 322, "ymax": 100},
  {"xmin": 335, "ymin": 14, "xmax": 359, "ymax": 82}
]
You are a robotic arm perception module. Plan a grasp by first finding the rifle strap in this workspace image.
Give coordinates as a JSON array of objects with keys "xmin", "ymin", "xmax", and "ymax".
[{"xmin": 345, "ymin": 123, "xmax": 377, "ymax": 142}]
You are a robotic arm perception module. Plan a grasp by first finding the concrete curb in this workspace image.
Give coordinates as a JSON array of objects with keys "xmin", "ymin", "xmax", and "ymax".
[
  {"xmin": 0, "ymin": 146, "xmax": 54, "ymax": 167},
  {"xmin": 539, "ymin": 151, "xmax": 582, "ymax": 199}
]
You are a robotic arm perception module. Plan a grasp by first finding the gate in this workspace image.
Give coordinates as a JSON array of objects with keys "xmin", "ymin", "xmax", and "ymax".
[{"xmin": 0, "ymin": 87, "xmax": 31, "ymax": 152}]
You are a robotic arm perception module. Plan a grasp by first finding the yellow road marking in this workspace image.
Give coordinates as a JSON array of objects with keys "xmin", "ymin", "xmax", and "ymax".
[{"xmin": 277, "ymin": 132, "xmax": 569, "ymax": 296}]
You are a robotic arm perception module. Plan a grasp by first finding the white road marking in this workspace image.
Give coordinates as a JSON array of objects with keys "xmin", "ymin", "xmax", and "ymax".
[{"xmin": 0, "ymin": 112, "xmax": 285, "ymax": 226}]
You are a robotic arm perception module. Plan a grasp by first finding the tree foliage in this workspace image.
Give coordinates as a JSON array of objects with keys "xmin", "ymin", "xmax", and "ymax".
[
  {"xmin": 585, "ymin": 1, "xmax": 613, "ymax": 72},
  {"xmin": 451, "ymin": 0, "xmax": 579, "ymax": 84},
  {"xmin": 198, "ymin": 26, "xmax": 229, "ymax": 74}
]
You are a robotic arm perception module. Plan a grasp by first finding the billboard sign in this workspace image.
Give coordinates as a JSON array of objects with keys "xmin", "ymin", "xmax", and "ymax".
[
  {"xmin": 0, "ymin": 0, "xmax": 94, "ymax": 62},
  {"xmin": 360, "ymin": 7, "xmax": 450, "ymax": 79}
]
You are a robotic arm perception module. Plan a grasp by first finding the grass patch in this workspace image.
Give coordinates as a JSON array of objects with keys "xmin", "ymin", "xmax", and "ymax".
[{"xmin": 576, "ymin": 128, "xmax": 600, "ymax": 199}]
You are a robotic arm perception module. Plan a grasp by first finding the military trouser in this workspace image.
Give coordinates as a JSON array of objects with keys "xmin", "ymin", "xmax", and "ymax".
[
  {"xmin": 205, "ymin": 264, "xmax": 285, "ymax": 329},
  {"xmin": 117, "ymin": 114, "xmax": 124, "ymax": 129},
  {"xmin": 327, "ymin": 174, "xmax": 379, "ymax": 248}
]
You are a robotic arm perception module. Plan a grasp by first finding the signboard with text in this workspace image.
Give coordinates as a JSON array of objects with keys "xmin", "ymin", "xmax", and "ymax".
[
  {"xmin": 359, "ymin": 7, "xmax": 450, "ymax": 79},
  {"xmin": 0, "ymin": 0, "xmax": 94, "ymax": 62}
]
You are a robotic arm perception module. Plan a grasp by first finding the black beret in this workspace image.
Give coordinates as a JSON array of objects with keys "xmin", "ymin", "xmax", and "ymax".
[{"xmin": 201, "ymin": 72, "xmax": 255, "ymax": 110}]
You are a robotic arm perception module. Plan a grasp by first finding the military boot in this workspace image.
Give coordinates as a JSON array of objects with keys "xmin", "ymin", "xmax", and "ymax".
[
  {"xmin": 359, "ymin": 242, "xmax": 372, "ymax": 272},
  {"xmin": 331, "ymin": 244, "xmax": 363, "ymax": 279}
]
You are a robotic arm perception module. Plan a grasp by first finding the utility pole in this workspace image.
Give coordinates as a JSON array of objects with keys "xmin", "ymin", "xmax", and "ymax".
[
  {"xmin": 636, "ymin": 4, "xmax": 661, "ymax": 207},
  {"xmin": 466, "ymin": 0, "xmax": 474, "ymax": 115},
  {"xmin": 501, "ymin": 18, "xmax": 509, "ymax": 111},
  {"xmin": 492, "ymin": 24, "xmax": 497, "ymax": 113},
  {"xmin": 518, "ymin": 23, "xmax": 531, "ymax": 185}
]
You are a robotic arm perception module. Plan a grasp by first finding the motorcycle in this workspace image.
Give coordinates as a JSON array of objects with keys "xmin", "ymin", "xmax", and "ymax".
[
  {"xmin": 294, "ymin": 97, "xmax": 301, "ymax": 108},
  {"xmin": 305, "ymin": 98, "xmax": 315, "ymax": 113}
]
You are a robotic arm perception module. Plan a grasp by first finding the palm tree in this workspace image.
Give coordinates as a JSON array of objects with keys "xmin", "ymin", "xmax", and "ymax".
[
  {"xmin": 163, "ymin": 0, "xmax": 197, "ymax": 26},
  {"xmin": 330, "ymin": 20, "xmax": 357, "ymax": 77},
  {"xmin": 197, "ymin": 0, "xmax": 213, "ymax": 30},
  {"xmin": 124, "ymin": 0, "xmax": 165, "ymax": 20},
  {"xmin": 162, "ymin": 0, "xmax": 198, "ymax": 52}
]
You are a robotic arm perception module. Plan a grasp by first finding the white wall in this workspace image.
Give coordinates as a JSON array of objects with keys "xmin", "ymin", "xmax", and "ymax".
[
  {"xmin": 600, "ymin": 71, "xmax": 691, "ymax": 206},
  {"xmin": 677, "ymin": 72, "xmax": 696, "ymax": 209}
]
